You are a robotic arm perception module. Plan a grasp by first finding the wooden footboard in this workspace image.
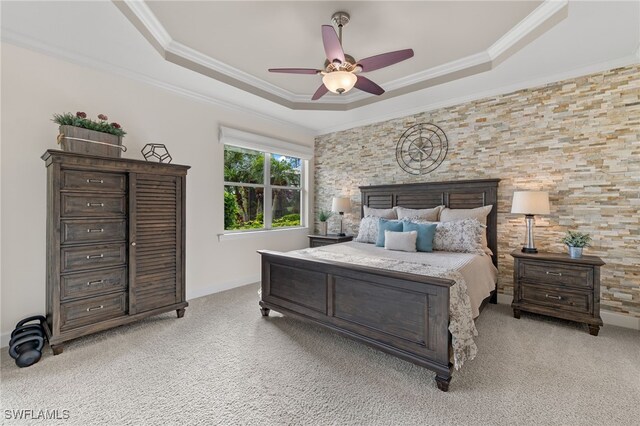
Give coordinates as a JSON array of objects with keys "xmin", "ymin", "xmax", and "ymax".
[{"xmin": 258, "ymin": 250, "xmax": 455, "ymax": 391}]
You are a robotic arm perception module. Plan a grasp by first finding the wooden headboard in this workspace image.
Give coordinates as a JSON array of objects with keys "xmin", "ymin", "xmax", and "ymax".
[{"xmin": 359, "ymin": 179, "xmax": 500, "ymax": 267}]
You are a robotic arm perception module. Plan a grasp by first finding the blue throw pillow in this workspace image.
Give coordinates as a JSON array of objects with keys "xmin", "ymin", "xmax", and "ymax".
[
  {"xmin": 403, "ymin": 221, "xmax": 437, "ymax": 252},
  {"xmin": 375, "ymin": 218, "xmax": 403, "ymax": 247}
]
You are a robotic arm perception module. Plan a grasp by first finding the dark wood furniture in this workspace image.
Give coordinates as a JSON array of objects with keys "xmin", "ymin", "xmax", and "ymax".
[
  {"xmin": 259, "ymin": 179, "xmax": 499, "ymax": 391},
  {"xmin": 42, "ymin": 150, "xmax": 189, "ymax": 354},
  {"xmin": 308, "ymin": 234, "xmax": 353, "ymax": 248},
  {"xmin": 511, "ymin": 251, "xmax": 605, "ymax": 336}
]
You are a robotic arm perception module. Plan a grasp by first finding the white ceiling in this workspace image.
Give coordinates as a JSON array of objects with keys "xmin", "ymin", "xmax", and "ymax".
[
  {"xmin": 145, "ymin": 0, "xmax": 540, "ymax": 95},
  {"xmin": 1, "ymin": 1, "xmax": 639, "ymax": 135}
]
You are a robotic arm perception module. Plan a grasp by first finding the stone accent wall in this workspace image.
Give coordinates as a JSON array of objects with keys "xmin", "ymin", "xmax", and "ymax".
[{"xmin": 314, "ymin": 65, "xmax": 640, "ymax": 318}]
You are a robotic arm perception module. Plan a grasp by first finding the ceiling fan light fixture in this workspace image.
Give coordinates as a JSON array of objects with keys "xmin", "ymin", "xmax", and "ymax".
[{"xmin": 322, "ymin": 71, "xmax": 357, "ymax": 94}]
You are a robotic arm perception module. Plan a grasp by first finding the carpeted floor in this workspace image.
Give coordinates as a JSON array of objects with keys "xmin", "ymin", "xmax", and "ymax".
[{"xmin": 1, "ymin": 283, "xmax": 639, "ymax": 425}]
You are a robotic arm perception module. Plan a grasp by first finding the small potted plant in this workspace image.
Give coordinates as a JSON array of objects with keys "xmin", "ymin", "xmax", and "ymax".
[
  {"xmin": 52, "ymin": 112, "xmax": 126, "ymax": 158},
  {"xmin": 318, "ymin": 209, "xmax": 333, "ymax": 236},
  {"xmin": 561, "ymin": 230, "xmax": 592, "ymax": 258}
]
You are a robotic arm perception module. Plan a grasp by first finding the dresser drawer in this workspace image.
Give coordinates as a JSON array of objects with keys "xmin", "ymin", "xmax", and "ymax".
[
  {"xmin": 519, "ymin": 261, "xmax": 593, "ymax": 289},
  {"xmin": 61, "ymin": 243, "xmax": 127, "ymax": 272},
  {"xmin": 60, "ymin": 292, "xmax": 127, "ymax": 331},
  {"xmin": 61, "ymin": 267, "xmax": 127, "ymax": 301},
  {"xmin": 520, "ymin": 283, "xmax": 591, "ymax": 314},
  {"xmin": 61, "ymin": 219, "xmax": 126, "ymax": 244},
  {"xmin": 61, "ymin": 193, "xmax": 126, "ymax": 217},
  {"xmin": 310, "ymin": 240, "xmax": 334, "ymax": 248},
  {"xmin": 61, "ymin": 170, "xmax": 126, "ymax": 192}
]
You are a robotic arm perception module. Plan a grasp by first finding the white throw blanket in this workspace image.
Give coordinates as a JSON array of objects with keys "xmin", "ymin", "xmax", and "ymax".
[{"xmin": 294, "ymin": 247, "xmax": 478, "ymax": 370}]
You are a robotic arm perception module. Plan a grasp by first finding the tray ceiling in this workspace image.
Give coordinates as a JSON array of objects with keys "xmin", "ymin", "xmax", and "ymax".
[{"xmin": 116, "ymin": 0, "xmax": 568, "ymax": 110}]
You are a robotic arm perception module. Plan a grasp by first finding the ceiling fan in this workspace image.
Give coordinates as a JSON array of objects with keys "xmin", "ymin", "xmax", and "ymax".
[{"xmin": 268, "ymin": 12, "xmax": 414, "ymax": 101}]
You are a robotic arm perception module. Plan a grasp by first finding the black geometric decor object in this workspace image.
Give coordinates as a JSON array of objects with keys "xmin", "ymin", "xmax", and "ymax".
[
  {"xmin": 141, "ymin": 143, "xmax": 172, "ymax": 163},
  {"xmin": 395, "ymin": 123, "xmax": 448, "ymax": 175}
]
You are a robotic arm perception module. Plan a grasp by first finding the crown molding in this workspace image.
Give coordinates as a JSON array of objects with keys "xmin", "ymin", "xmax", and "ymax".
[
  {"xmin": 0, "ymin": 28, "xmax": 316, "ymax": 136},
  {"xmin": 488, "ymin": 0, "xmax": 568, "ymax": 61},
  {"xmin": 116, "ymin": 0, "xmax": 568, "ymax": 111},
  {"xmin": 317, "ymin": 53, "xmax": 640, "ymax": 136}
]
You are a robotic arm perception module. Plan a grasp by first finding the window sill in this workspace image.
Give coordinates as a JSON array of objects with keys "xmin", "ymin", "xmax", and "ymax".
[{"xmin": 218, "ymin": 227, "xmax": 310, "ymax": 242}]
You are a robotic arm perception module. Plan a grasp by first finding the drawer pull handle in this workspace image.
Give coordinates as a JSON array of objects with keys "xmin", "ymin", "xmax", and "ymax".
[
  {"xmin": 87, "ymin": 228, "xmax": 104, "ymax": 233},
  {"xmin": 546, "ymin": 271, "xmax": 562, "ymax": 277},
  {"xmin": 86, "ymin": 254, "xmax": 104, "ymax": 260},
  {"xmin": 86, "ymin": 202, "xmax": 105, "ymax": 207},
  {"xmin": 86, "ymin": 305, "xmax": 104, "ymax": 312},
  {"xmin": 545, "ymin": 294, "xmax": 562, "ymax": 300},
  {"xmin": 86, "ymin": 179, "xmax": 104, "ymax": 184},
  {"xmin": 87, "ymin": 280, "xmax": 104, "ymax": 286}
]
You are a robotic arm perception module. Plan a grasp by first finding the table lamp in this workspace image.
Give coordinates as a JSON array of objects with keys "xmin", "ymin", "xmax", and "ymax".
[
  {"xmin": 331, "ymin": 197, "xmax": 351, "ymax": 236},
  {"xmin": 511, "ymin": 191, "xmax": 550, "ymax": 253}
]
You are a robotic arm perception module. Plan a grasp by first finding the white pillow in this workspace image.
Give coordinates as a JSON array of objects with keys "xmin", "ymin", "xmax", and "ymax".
[
  {"xmin": 384, "ymin": 230, "xmax": 417, "ymax": 252},
  {"xmin": 439, "ymin": 206, "xmax": 493, "ymax": 255},
  {"xmin": 354, "ymin": 216, "xmax": 379, "ymax": 244},
  {"xmin": 363, "ymin": 206, "xmax": 397, "ymax": 219},
  {"xmin": 395, "ymin": 205, "xmax": 443, "ymax": 221}
]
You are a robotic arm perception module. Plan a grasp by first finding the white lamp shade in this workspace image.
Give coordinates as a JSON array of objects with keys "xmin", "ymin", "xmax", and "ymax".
[
  {"xmin": 331, "ymin": 197, "xmax": 351, "ymax": 213},
  {"xmin": 322, "ymin": 71, "xmax": 357, "ymax": 94},
  {"xmin": 511, "ymin": 191, "xmax": 550, "ymax": 215}
]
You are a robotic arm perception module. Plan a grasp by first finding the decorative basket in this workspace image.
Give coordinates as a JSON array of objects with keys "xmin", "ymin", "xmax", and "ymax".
[{"xmin": 57, "ymin": 125, "xmax": 126, "ymax": 158}]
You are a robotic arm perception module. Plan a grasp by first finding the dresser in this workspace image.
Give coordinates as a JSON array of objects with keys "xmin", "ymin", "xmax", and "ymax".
[
  {"xmin": 308, "ymin": 234, "xmax": 353, "ymax": 248},
  {"xmin": 511, "ymin": 251, "xmax": 605, "ymax": 335},
  {"xmin": 42, "ymin": 150, "xmax": 189, "ymax": 354}
]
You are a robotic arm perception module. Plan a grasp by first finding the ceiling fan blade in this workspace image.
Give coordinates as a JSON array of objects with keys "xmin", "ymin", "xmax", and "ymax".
[
  {"xmin": 311, "ymin": 84, "xmax": 329, "ymax": 101},
  {"xmin": 354, "ymin": 75, "xmax": 385, "ymax": 96},
  {"xmin": 268, "ymin": 68, "xmax": 320, "ymax": 74},
  {"xmin": 321, "ymin": 25, "xmax": 345, "ymax": 63},
  {"xmin": 357, "ymin": 49, "xmax": 414, "ymax": 72}
]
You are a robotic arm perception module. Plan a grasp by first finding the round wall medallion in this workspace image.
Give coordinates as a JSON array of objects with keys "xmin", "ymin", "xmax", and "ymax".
[{"xmin": 395, "ymin": 123, "xmax": 448, "ymax": 175}]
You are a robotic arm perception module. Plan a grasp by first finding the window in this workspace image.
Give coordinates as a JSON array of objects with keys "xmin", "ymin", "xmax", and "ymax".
[{"xmin": 220, "ymin": 127, "xmax": 311, "ymax": 233}]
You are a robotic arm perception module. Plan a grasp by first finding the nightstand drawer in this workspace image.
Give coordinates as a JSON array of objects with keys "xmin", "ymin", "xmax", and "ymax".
[
  {"xmin": 520, "ymin": 261, "xmax": 593, "ymax": 289},
  {"xmin": 521, "ymin": 284, "xmax": 591, "ymax": 314}
]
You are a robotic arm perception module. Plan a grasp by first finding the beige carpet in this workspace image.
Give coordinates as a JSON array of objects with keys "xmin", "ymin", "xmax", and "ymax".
[{"xmin": 1, "ymin": 283, "xmax": 639, "ymax": 425}]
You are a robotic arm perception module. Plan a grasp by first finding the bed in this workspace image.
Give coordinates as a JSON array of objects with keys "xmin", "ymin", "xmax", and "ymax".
[{"xmin": 258, "ymin": 179, "xmax": 500, "ymax": 391}]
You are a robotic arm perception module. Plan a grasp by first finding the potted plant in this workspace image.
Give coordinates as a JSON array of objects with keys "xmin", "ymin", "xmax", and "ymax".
[
  {"xmin": 318, "ymin": 209, "xmax": 333, "ymax": 236},
  {"xmin": 52, "ymin": 112, "xmax": 126, "ymax": 158},
  {"xmin": 561, "ymin": 230, "xmax": 592, "ymax": 258}
]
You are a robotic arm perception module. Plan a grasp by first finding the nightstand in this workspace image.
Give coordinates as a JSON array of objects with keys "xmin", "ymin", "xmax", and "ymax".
[
  {"xmin": 308, "ymin": 234, "xmax": 353, "ymax": 248},
  {"xmin": 511, "ymin": 250, "xmax": 605, "ymax": 336}
]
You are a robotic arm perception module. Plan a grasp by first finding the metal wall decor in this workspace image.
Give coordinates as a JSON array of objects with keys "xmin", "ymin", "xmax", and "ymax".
[
  {"xmin": 395, "ymin": 123, "xmax": 448, "ymax": 175},
  {"xmin": 141, "ymin": 143, "xmax": 172, "ymax": 163}
]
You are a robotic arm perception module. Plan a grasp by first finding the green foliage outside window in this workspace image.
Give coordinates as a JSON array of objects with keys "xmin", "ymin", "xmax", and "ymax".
[{"xmin": 224, "ymin": 147, "xmax": 301, "ymax": 230}]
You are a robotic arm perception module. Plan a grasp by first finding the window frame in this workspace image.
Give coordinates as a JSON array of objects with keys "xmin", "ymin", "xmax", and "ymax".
[{"xmin": 220, "ymin": 127, "xmax": 311, "ymax": 236}]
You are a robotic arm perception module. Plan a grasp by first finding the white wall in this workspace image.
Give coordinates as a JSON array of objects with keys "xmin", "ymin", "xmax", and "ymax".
[{"xmin": 0, "ymin": 43, "xmax": 314, "ymax": 345}]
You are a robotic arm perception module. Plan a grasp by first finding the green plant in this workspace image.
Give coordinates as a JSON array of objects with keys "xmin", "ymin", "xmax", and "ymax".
[
  {"xmin": 223, "ymin": 191, "xmax": 238, "ymax": 229},
  {"xmin": 318, "ymin": 209, "xmax": 332, "ymax": 222},
  {"xmin": 561, "ymin": 230, "xmax": 592, "ymax": 248},
  {"xmin": 52, "ymin": 112, "xmax": 126, "ymax": 137}
]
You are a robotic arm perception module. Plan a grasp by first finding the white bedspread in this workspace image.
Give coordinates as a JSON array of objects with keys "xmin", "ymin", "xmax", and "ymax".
[{"xmin": 291, "ymin": 242, "xmax": 498, "ymax": 370}]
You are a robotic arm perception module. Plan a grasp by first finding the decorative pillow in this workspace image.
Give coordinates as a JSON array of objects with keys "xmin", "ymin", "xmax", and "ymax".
[
  {"xmin": 439, "ymin": 205, "xmax": 493, "ymax": 255},
  {"xmin": 384, "ymin": 230, "xmax": 417, "ymax": 252},
  {"xmin": 431, "ymin": 219, "xmax": 485, "ymax": 255},
  {"xmin": 363, "ymin": 206, "xmax": 397, "ymax": 219},
  {"xmin": 403, "ymin": 221, "xmax": 437, "ymax": 252},
  {"xmin": 375, "ymin": 218, "xmax": 403, "ymax": 247},
  {"xmin": 395, "ymin": 205, "xmax": 443, "ymax": 221},
  {"xmin": 354, "ymin": 216, "xmax": 379, "ymax": 244}
]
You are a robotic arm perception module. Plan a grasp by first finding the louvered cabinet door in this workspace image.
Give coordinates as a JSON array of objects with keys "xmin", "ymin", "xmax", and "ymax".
[{"xmin": 129, "ymin": 173, "xmax": 183, "ymax": 314}]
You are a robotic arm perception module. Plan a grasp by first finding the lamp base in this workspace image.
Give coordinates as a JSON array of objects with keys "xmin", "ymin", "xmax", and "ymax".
[
  {"xmin": 337, "ymin": 233, "xmax": 346, "ymax": 237},
  {"xmin": 521, "ymin": 247, "xmax": 538, "ymax": 254}
]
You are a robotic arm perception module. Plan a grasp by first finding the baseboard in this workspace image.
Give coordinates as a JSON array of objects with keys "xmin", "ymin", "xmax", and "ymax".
[
  {"xmin": 601, "ymin": 310, "xmax": 640, "ymax": 330},
  {"xmin": 186, "ymin": 275, "xmax": 260, "ymax": 301},
  {"xmin": 1, "ymin": 332, "xmax": 11, "ymax": 349},
  {"xmin": 496, "ymin": 293, "xmax": 640, "ymax": 330}
]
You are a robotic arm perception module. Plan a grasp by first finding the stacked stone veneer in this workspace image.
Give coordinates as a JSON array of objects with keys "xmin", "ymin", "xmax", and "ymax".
[{"xmin": 315, "ymin": 65, "xmax": 640, "ymax": 318}]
